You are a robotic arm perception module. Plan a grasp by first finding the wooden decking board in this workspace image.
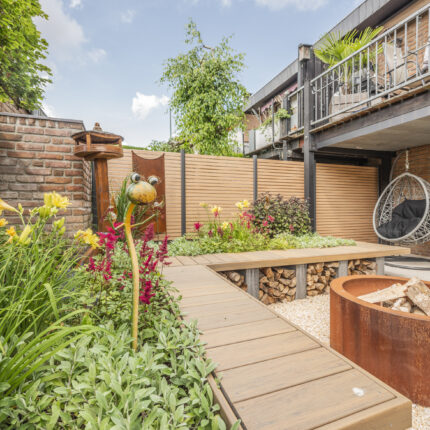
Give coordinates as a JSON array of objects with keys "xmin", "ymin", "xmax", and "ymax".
[
  {"xmin": 163, "ymin": 244, "xmax": 412, "ymax": 430},
  {"xmin": 219, "ymin": 348, "xmax": 352, "ymax": 403},
  {"xmin": 234, "ymin": 369, "xmax": 395, "ymax": 430},
  {"xmin": 180, "ymin": 291, "xmax": 245, "ymax": 308},
  {"xmin": 201, "ymin": 317, "xmax": 295, "ymax": 349},
  {"xmin": 208, "ymin": 331, "xmax": 319, "ymax": 371},
  {"xmin": 175, "ymin": 255, "xmax": 197, "ymax": 266},
  {"xmin": 182, "ymin": 298, "xmax": 262, "ymax": 318},
  {"xmin": 185, "ymin": 306, "xmax": 276, "ymax": 331}
]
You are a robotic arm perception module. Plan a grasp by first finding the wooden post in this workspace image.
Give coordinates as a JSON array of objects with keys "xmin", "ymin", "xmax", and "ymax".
[
  {"xmin": 94, "ymin": 158, "xmax": 110, "ymax": 232},
  {"xmin": 296, "ymin": 264, "xmax": 307, "ymax": 299},
  {"xmin": 245, "ymin": 268, "xmax": 260, "ymax": 299},
  {"xmin": 376, "ymin": 257, "xmax": 385, "ymax": 275},
  {"xmin": 337, "ymin": 260, "xmax": 348, "ymax": 278}
]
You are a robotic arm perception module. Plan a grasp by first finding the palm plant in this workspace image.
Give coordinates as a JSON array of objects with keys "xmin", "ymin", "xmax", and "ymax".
[
  {"xmin": 315, "ymin": 27, "xmax": 384, "ymax": 91},
  {"xmin": 314, "ymin": 27, "xmax": 384, "ymax": 67}
]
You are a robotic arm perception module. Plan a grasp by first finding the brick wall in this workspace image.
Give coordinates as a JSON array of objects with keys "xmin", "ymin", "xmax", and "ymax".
[
  {"xmin": 0, "ymin": 113, "xmax": 92, "ymax": 236},
  {"xmin": 391, "ymin": 144, "xmax": 430, "ymax": 256}
]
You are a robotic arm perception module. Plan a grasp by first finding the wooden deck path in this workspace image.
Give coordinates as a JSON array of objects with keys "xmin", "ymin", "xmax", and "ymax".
[
  {"xmin": 166, "ymin": 242, "xmax": 409, "ymax": 271},
  {"xmin": 164, "ymin": 251, "xmax": 412, "ymax": 429}
]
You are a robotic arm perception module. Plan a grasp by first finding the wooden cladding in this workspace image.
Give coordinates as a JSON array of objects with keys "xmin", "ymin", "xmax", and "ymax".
[{"xmin": 108, "ymin": 149, "xmax": 378, "ymax": 243}]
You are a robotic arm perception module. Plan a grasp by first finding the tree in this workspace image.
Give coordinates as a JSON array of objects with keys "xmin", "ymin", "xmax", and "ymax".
[
  {"xmin": 0, "ymin": 0, "xmax": 52, "ymax": 110},
  {"xmin": 160, "ymin": 20, "xmax": 248, "ymax": 156}
]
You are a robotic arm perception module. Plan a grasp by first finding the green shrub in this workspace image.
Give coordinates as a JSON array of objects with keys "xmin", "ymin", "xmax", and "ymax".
[
  {"xmin": 0, "ymin": 194, "xmax": 99, "ymax": 393},
  {"xmin": 252, "ymin": 193, "xmax": 311, "ymax": 237}
]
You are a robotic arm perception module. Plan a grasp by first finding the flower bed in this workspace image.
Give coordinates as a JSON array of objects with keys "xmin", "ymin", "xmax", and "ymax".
[
  {"xmin": 0, "ymin": 195, "xmax": 231, "ymax": 428},
  {"xmin": 168, "ymin": 196, "xmax": 356, "ymax": 257}
]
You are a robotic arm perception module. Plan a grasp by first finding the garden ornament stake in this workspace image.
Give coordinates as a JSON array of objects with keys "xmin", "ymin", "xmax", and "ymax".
[{"xmin": 124, "ymin": 173, "xmax": 158, "ymax": 350}]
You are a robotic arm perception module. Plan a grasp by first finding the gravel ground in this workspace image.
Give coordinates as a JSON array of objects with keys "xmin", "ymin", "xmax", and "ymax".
[{"xmin": 269, "ymin": 295, "xmax": 430, "ymax": 430}]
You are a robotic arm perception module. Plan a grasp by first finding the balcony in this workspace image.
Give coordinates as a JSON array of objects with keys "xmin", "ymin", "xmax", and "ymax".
[{"xmin": 311, "ymin": 3, "xmax": 430, "ymax": 129}]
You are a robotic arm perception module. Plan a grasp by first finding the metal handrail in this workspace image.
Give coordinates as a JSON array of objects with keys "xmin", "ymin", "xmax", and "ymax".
[{"xmin": 311, "ymin": 4, "xmax": 430, "ymax": 126}]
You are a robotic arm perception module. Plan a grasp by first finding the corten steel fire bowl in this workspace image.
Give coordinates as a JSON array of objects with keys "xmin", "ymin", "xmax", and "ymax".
[{"xmin": 330, "ymin": 275, "xmax": 430, "ymax": 406}]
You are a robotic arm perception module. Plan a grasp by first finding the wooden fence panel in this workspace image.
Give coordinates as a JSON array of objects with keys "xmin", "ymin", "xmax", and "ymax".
[
  {"xmin": 109, "ymin": 150, "xmax": 379, "ymax": 243},
  {"xmin": 316, "ymin": 164, "xmax": 378, "ymax": 243},
  {"xmin": 257, "ymin": 159, "xmax": 304, "ymax": 198},
  {"xmin": 184, "ymin": 154, "xmax": 254, "ymax": 232}
]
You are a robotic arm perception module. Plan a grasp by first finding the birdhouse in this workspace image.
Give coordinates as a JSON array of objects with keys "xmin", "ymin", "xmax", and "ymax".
[{"xmin": 72, "ymin": 123, "xmax": 123, "ymax": 232}]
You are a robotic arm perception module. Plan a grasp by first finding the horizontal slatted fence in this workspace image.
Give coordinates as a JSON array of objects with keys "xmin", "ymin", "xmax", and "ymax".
[
  {"xmin": 316, "ymin": 164, "xmax": 378, "ymax": 242},
  {"xmin": 108, "ymin": 150, "xmax": 378, "ymax": 242},
  {"xmin": 184, "ymin": 154, "xmax": 254, "ymax": 232}
]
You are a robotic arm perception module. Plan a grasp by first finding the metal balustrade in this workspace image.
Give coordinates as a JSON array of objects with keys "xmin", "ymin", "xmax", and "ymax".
[{"xmin": 311, "ymin": 4, "xmax": 430, "ymax": 127}]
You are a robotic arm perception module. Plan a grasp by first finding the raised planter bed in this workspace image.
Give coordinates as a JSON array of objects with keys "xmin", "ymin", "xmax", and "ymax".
[{"xmin": 330, "ymin": 275, "xmax": 430, "ymax": 406}]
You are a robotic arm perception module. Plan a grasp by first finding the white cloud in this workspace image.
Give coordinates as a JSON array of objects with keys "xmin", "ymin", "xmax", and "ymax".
[
  {"xmin": 69, "ymin": 0, "xmax": 82, "ymax": 8},
  {"xmin": 132, "ymin": 93, "xmax": 170, "ymax": 120},
  {"xmin": 121, "ymin": 9, "xmax": 136, "ymax": 23},
  {"xmin": 88, "ymin": 48, "xmax": 106, "ymax": 63},
  {"xmin": 220, "ymin": 0, "xmax": 232, "ymax": 6},
  {"xmin": 255, "ymin": 0, "xmax": 327, "ymax": 11},
  {"xmin": 36, "ymin": 0, "xmax": 86, "ymax": 59}
]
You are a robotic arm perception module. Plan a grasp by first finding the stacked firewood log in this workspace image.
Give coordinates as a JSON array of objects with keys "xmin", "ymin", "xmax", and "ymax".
[
  {"xmin": 220, "ymin": 259, "xmax": 377, "ymax": 305},
  {"xmin": 348, "ymin": 259, "xmax": 377, "ymax": 275},
  {"xmin": 359, "ymin": 277, "xmax": 430, "ymax": 316}
]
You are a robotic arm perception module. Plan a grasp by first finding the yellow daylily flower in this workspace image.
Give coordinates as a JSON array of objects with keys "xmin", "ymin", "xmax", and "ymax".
[
  {"xmin": 0, "ymin": 218, "xmax": 8, "ymax": 228},
  {"xmin": 6, "ymin": 226, "xmax": 17, "ymax": 243},
  {"xmin": 235, "ymin": 201, "xmax": 244, "ymax": 210},
  {"xmin": 211, "ymin": 205, "xmax": 222, "ymax": 215},
  {"xmin": 0, "ymin": 198, "xmax": 18, "ymax": 214},
  {"xmin": 242, "ymin": 199, "xmax": 250, "ymax": 208},
  {"xmin": 221, "ymin": 221, "xmax": 230, "ymax": 230},
  {"xmin": 74, "ymin": 228, "xmax": 100, "ymax": 249},
  {"xmin": 44, "ymin": 192, "xmax": 70, "ymax": 210}
]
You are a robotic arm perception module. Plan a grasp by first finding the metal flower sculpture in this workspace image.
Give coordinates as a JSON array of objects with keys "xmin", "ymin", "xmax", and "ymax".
[{"xmin": 124, "ymin": 173, "xmax": 158, "ymax": 350}]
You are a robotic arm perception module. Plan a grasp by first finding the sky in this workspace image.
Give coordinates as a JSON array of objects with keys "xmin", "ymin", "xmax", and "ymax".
[{"xmin": 36, "ymin": 0, "xmax": 361, "ymax": 148}]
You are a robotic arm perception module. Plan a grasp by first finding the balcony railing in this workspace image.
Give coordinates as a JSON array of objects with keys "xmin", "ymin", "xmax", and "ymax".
[
  {"xmin": 311, "ymin": 3, "xmax": 430, "ymax": 127},
  {"xmin": 285, "ymin": 86, "xmax": 304, "ymax": 135}
]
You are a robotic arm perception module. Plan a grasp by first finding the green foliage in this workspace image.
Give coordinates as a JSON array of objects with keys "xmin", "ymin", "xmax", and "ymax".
[
  {"xmin": 0, "ymin": 225, "xmax": 231, "ymax": 428},
  {"xmin": 0, "ymin": 203, "xmax": 97, "ymax": 393},
  {"xmin": 252, "ymin": 193, "xmax": 311, "ymax": 237},
  {"xmin": 0, "ymin": 0, "xmax": 52, "ymax": 110},
  {"xmin": 270, "ymin": 233, "xmax": 356, "ymax": 250},
  {"xmin": 260, "ymin": 108, "xmax": 291, "ymax": 130},
  {"xmin": 314, "ymin": 27, "xmax": 383, "ymax": 68},
  {"xmin": 160, "ymin": 20, "xmax": 248, "ymax": 156},
  {"xmin": 169, "ymin": 233, "xmax": 355, "ymax": 256}
]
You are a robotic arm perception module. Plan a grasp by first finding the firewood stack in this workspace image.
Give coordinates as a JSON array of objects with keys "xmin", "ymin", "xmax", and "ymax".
[
  {"xmin": 220, "ymin": 259, "xmax": 378, "ymax": 305},
  {"xmin": 306, "ymin": 262, "xmax": 337, "ymax": 297},
  {"xmin": 219, "ymin": 271, "xmax": 247, "ymax": 291},
  {"xmin": 358, "ymin": 277, "xmax": 430, "ymax": 316},
  {"xmin": 348, "ymin": 259, "xmax": 377, "ymax": 275},
  {"xmin": 259, "ymin": 267, "xmax": 296, "ymax": 305}
]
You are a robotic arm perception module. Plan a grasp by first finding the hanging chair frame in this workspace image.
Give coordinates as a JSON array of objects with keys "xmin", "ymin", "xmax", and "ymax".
[{"xmin": 373, "ymin": 171, "xmax": 430, "ymax": 244}]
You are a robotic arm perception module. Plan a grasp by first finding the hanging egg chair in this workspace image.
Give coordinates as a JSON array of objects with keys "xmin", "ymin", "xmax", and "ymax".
[{"xmin": 373, "ymin": 151, "xmax": 430, "ymax": 245}]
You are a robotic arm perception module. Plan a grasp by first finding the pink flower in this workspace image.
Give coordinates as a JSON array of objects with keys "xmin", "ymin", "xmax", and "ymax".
[
  {"xmin": 143, "ymin": 223, "xmax": 155, "ymax": 242},
  {"xmin": 289, "ymin": 224, "xmax": 294, "ymax": 232},
  {"xmin": 194, "ymin": 222, "xmax": 202, "ymax": 231},
  {"xmin": 268, "ymin": 215, "xmax": 274, "ymax": 222},
  {"xmin": 208, "ymin": 230, "xmax": 213, "ymax": 237},
  {"xmin": 262, "ymin": 220, "xmax": 268, "ymax": 227}
]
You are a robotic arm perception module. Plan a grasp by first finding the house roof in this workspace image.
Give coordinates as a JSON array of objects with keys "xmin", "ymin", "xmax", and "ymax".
[{"xmin": 245, "ymin": 0, "xmax": 412, "ymax": 112}]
